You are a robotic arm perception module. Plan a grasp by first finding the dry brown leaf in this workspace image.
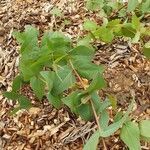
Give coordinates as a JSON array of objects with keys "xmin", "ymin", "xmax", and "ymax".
[{"xmin": 28, "ymin": 107, "xmax": 41, "ymax": 115}]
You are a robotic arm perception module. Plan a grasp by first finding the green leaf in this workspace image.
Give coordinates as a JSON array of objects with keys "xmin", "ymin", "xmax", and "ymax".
[
  {"xmin": 19, "ymin": 62, "xmax": 40, "ymax": 81},
  {"xmin": 86, "ymin": 74, "xmax": 106, "ymax": 93},
  {"xmin": 40, "ymin": 71, "xmax": 55, "ymax": 91},
  {"xmin": 114, "ymin": 111, "xmax": 123, "ymax": 122},
  {"xmin": 18, "ymin": 95, "xmax": 32, "ymax": 109},
  {"xmin": 62, "ymin": 91, "xmax": 82, "ymax": 113},
  {"xmin": 107, "ymin": 19, "xmax": 121, "ymax": 28},
  {"xmin": 10, "ymin": 107, "xmax": 22, "ymax": 115},
  {"xmin": 144, "ymin": 42, "xmax": 150, "ymax": 48},
  {"xmin": 13, "ymin": 25, "xmax": 39, "ymax": 53},
  {"xmin": 100, "ymin": 119, "xmax": 124, "ymax": 137},
  {"xmin": 30, "ymin": 76, "xmax": 45, "ymax": 100},
  {"xmin": 77, "ymin": 104, "xmax": 93, "ymax": 121},
  {"xmin": 73, "ymin": 60, "xmax": 104, "ymax": 80},
  {"xmin": 132, "ymin": 31, "xmax": 140, "ymax": 43},
  {"xmin": 132, "ymin": 15, "xmax": 140, "ymax": 30},
  {"xmin": 42, "ymin": 31, "xmax": 71, "ymax": 54},
  {"xmin": 13, "ymin": 26, "xmax": 46, "ymax": 81},
  {"xmin": 118, "ymin": 8, "xmax": 126, "ymax": 17},
  {"xmin": 84, "ymin": 100, "xmax": 134, "ymax": 150},
  {"xmin": 97, "ymin": 98, "xmax": 111, "ymax": 113},
  {"xmin": 83, "ymin": 131, "xmax": 100, "ymax": 150},
  {"xmin": 12, "ymin": 75, "xmax": 23, "ymax": 92},
  {"xmin": 70, "ymin": 45, "xmax": 95, "ymax": 60},
  {"xmin": 52, "ymin": 66, "xmax": 75, "ymax": 95},
  {"xmin": 108, "ymin": 95, "xmax": 117, "ymax": 110},
  {"xmin": 107, "ymin": 19, "xmax": 121, "ymax": 33},
  {"xmin": 47, "ymin": 92, "xmax": 62, "ymax": 109},
  {"xmin": 139, "ymin": 120, "xmax": 150, "ymax": 141},
  {"xmin": 94, "ymin": 26, "xmax": 114, "ymax": 43},
  {"xmin": 77, "ymin": 35, "xmax": 92, "ymax": 47},
  {"xmin": 143, "ymin": 46, "xmax": 150, "ymax": 59},
  {"xmin": 120, "ymin": 121, "xmax": 141, "ymax": 150},
  {"xmin": 99, "ymin": 110, "xmax": 109, "ymax": 130},
  {"xmin": 86, "ymin": 0, "xmax": 104, "ymax": 11},
  {"xmin": 99, "ymin": 99, "xmax": 134, "ymax": 137},
  {"xmin": 3, "ymin": 91, "xmax": 19, "ymax": 100},
  {"xmin": 91, "ymin": 92, "xmax": 102, "ymax": 113},
  {"xmin": 103, "ymin": 4, "xmax": 113, "ymax": 16},
  {"xmin": 121, "ymin": 23, "xmax": 136, "ymax": 38},
  {"xmin": 3, "ymin": 92, "xmax": 31, "ymax": 110},
  {"xmin": 83, "ymin": 20, "xmax": 98, "ymax": 31},
  {"xmin": 141, "ymin": 0, "xmax": 150, "ymax": 13},
  {"xmin": 50, "ymin": 7, "xmax": 62, "ymax": 17},
  {"xmin": 127, "ymin": 0, "xmax": 138, "ymax": 12}
]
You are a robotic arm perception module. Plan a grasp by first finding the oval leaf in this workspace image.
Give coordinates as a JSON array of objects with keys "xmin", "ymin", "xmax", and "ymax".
[
  {"xmin": 139, "ymin": 120, "xmax": 150, "ymax": 141},
  {"xmin": 30, "ymin": 76, "xmax": 45, "ymax": 100},
  {"xmin": 83, "ymin": 131, "xmax": 100, "ymax": 150},
  {"xmin": 120, "ymin": 121, "xmax": 141, "ymax": 150}
]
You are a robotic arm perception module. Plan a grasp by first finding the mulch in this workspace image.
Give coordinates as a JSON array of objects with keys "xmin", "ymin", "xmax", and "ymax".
[{"xmin": 0, "ymin": 0, "xmax": 150, "ymax": 149}]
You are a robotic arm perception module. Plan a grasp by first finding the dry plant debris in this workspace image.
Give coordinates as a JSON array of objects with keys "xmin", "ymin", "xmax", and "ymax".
[{"xmin": 0, "ymin": 0, "xmax": 150, "ymax": 149}]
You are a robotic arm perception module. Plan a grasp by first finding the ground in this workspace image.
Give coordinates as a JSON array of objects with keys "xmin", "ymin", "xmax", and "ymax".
[{"xmin": 0, "ymin": 0, "xmax": 150, "ymax": 150}]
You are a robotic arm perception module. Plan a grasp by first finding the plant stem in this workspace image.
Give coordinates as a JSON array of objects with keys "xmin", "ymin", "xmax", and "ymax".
[
  {"xmin": 69, "ymin": 60, "xmax": 85, "ymax": 88},
  {"xmin": 90, "ymin": 99, "xmax": 107, "ymax": 150},
  {"xmin": 109, "ymin": 3, "xmax": 127, "ymax": 19},
  {"xmin": 69, "ymin": 59, "xmax": 107, "ymax": 150}
]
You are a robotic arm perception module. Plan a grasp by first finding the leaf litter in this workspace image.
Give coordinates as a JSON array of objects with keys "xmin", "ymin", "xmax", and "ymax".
[{"xmin": 0, "ymin": 0, "xmax": 150, "ymax": 149}]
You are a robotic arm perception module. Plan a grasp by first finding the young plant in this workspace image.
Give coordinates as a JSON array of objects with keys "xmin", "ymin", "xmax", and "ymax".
[
  {"xmin": 85, "ymin": 0, "xmax": 150, "ymax": 17},
  {"xmin": 83, "ymin": 14, "xmax": 150, "ymax": 44},
  {"xmin": 3, "ymin": 15, "xmax": 150, "ymax": 149},
  {"xmin": 3, "ymin": 25, "xmax": 106, "ymax": 118},
  {"xmin": 82, "ymin": 1, "xmax": 150, "ymax": 149}
]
